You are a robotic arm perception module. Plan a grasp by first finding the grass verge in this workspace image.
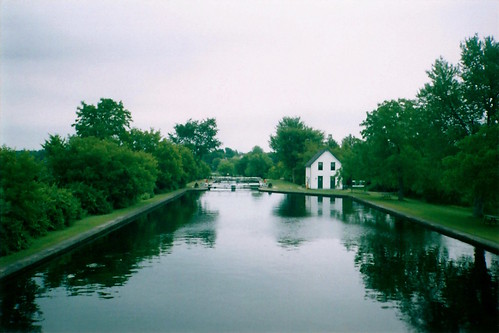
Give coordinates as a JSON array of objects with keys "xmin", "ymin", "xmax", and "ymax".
[{"xmin": 0, "ymin": 189, "xmax": 186, "ymax": 269}]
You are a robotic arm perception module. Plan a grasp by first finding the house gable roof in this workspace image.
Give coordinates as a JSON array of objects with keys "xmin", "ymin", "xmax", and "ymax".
[{"xmin": 305, "ymin": 148, "xmax": 339, "ymax": 167}]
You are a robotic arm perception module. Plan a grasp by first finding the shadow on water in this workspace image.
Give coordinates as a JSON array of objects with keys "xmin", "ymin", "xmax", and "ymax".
[
  {"xmin": 0, "ymin": 191, "xmax": 216, "ymax": 332},
  {"xmin": 274, "ymin": 194, "xmax": 499, "ymax": 332}
]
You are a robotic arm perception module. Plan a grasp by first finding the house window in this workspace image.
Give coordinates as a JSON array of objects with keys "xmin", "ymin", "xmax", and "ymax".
[
  {"xmin": 331, "ymin": 162, "xmax": 336, "ymax": 171},
  {"xmin": 318, "ymin": 162, "xmax": 323, "ymax": 170}
]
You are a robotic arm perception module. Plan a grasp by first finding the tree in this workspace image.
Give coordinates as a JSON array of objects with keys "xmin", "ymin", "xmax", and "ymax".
[
  {"xmin": 269, "ymin": 117, "xmax": 324, "ymax": 184},
  {"xmin": 443, "ymin": 124, "xmax": 499, "ymax": 217},
  {"xmin": 125, "ymin": 128, "xmax": 162, "ymax": 153},
  {"xmin": 460, "ymin": 35, "xmax": 499, "ymax": 126},
  {"xmin": 217, "ymin": 159, "xmax": 236, "ymax": 176},
  {"xmin": 0, "ymin": 147, "xmax": 81, "ymax": 255},
  {"xmin": 0, "ymin": 148, "xmax": 46, "ymax": 253},
  {"xmin": 72, "ymin": 98, "xmax": 132, "ymax": 143},
  {"xmin": 153, "ymin": 139, "xmax": 185, "ymax": 192},
  {"xmin": 417, "ymin": 58, "xmax": 471, "ymax": 144},
  {"xmin": 243, "ymin": 146, "xmax": 273, "ymax": 178},
  {"xmin": 338, "ymin": 135, "xmax": 365, "ymax": 188},
  {"xmin": 361, "ymin": 99, "xmax": 422, "ymax": 200},
  {"xmin": 169, "ymin": 118, "xmax": 221, "ymax": 160},
  {"xmin": 415, "ymin": 35, "xmax": 499, "ymax": 204},
  {"xmin": 44, "ymin": 137, "xmax": 157, "ymax": 213}
]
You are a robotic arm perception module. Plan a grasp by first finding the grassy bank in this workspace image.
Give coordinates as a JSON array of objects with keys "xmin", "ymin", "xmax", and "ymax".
[
  {"xmin": 265, "ymin": 180, "xmax": 499, "ymax": 246},
  {"xmin": 0, "ymin": 189, "xmax": 187, "ymax": 270}
]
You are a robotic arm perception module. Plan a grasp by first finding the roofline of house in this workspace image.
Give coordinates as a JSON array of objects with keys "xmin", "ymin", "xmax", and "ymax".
[{"xmin": 304, "ymin": 148, "xmax": 339, "ymax": 167}]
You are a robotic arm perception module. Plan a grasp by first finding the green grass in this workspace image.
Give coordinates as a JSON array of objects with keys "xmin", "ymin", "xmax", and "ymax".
[
  {"xmin": 0, "ymin": 189, "xmax": 186, "ymax": 268},
  {"xmin": 265, "ymin": 180, "xmax": 499, "ymax": 245}
]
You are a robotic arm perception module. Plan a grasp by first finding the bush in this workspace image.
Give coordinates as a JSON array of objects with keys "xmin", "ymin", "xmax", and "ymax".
[
  {"xmin": 0, "ymin": 148, "xmax": 47, "ymax": 254},
  {"xmin": 40, "ymin": 185, "xmax": 83, "ymax": 230},
  {"xmin": 45, "ymin": 137, "xmax": 158, "ymax": 212}
]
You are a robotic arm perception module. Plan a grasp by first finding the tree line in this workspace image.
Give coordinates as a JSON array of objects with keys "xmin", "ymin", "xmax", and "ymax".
[
  {"xmin": 1, "ymin": 35, "xmax": 497, "ymax": 255},
  {"xmin": 268, "ymin": 35, "xmax": 498, "ymax": 217},
  {"xmin": 0, "ymin": 100, "xmax": 220, "ymax": 255}
]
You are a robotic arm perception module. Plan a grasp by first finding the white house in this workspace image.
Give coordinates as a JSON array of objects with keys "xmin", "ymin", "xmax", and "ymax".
[{"xmin": 305, "ymin": 149, "xmax": 342, "ymax": 190}]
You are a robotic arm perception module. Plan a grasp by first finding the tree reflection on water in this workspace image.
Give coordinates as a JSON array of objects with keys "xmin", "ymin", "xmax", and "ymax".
[
  {"xmin": 341, "ymin": 199, "xmax": 499, "ymax": 332},
  {"xmin": 0, "ymin": 192, "xmax": 217, "ymax": 332},
  {"xmin": 1, "ymin": 193, "xmax": 498, "ymax": 332},
  {"xmin": 276, "ymin": 194, "xmax": 498, "ymax": 332}
]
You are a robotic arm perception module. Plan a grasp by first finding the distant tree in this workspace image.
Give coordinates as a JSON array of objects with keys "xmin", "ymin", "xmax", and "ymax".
[
  {"xmin": 125, "ymin": 128, "xmax": 162, "ymax": 153},
  {"xmin": 243, "ymin": 146, "xmax": 273, "ymax": 178},
  {"xmin": 224, "ymin": 147, "xmax": 238, "ymax": 159},
  {"xmin": 325, "ymin": 134, "xmax": 340, "ymax": 150},
  {"xmin": 269, "ymin": 117, "xmax": 324, "ymax": 184},
  {"xmin": 72, "ymin": 98, "xmax": 132, "ymax": 143},
  {"xmin": 217, "ymin": 159, "xmax": 236, "ymax": 176},
  {"xmin": 169, "ymin": 118, "xmax": 221, "ymax": 160},
  {"xmin": 338, "ymin": 135, "xmax": 365, "ymax": 188},
  {"xmin": 234, "ymin": 146, "xmax": 271, "ymax": 178},
  {"xmin": 177, "ymin": 145, "xmax": 210, "ymax": 182}
]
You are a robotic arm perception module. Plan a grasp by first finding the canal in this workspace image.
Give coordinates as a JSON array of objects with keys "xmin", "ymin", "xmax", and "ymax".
[{"xmin": 1, "ymin": 190, "xmax": 498, "ymax": 332}]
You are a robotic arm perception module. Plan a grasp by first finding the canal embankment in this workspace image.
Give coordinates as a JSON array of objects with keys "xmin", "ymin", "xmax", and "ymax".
[
  {"xmin": 0, "ymin": 187, "xmax": 206, "ymax": 281},
  {"xmin": 259, "ymin": 187, "xmax": 499, "ymax": 254}
]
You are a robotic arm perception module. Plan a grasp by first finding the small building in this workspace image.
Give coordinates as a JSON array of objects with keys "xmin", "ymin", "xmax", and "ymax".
[{"xmin": 305, "ymin": 149, "xmax": 342, "ymax": 190}]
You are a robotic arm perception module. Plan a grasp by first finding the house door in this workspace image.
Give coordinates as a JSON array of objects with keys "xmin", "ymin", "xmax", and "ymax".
[
  {"xmin": 318, "ymin": 176, "xmax": 323, "ymax": 189},
  {"xmin": 330, "ymin": 176, "xmax": 336, "ymax": 189}
]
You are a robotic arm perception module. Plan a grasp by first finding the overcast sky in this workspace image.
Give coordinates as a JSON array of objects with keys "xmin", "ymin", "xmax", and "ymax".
[{"xmin": 1, "ymin": 0, "xmax": 498, "ymax": 152}]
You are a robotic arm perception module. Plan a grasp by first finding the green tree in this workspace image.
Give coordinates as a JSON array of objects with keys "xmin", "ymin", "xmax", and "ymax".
[
  {"xmin": 0, "ymin": 148, "xmax": 46, "ymax": 253},
  {"xmin": 243, "ymin": 146, "xmax": 273, "ymax": 178},
  {"xmin": 169, "ymin": 118, "xmax": 221, "ymax": 160},
  {"xmin": 443, "ymin": 124, "xmax": 499, "ymax": 217},
  {"xmin": 217, "ymin": 159, "xmax": 236, "ymax": 176},
  {"xmin": 0, "ymin": 147, "xmax": 81, "ymax": 255},
  {"xmin": 269, "ymin": 117, "xmax": 324, "ymax": 184},
  {"xmin": 44, "ymin": 137, "xmax": 157, "ymax": 213},
  {"xmin": 361, "ymin": 99, "xmax": 422, "ymax": 200},
  {"xmin": 338, "ymin": 135, "xmax": 365, "ymax": 188},
  {"xmin": 460, "ymin": 35, "xmax": 499, "ymax": 126},
  {"xmin": 153, "ymin": 139, "xmax": 184, "ymax": 192},
  {"xmin": 177, "ymin": 145, "xmax": 210, "ymax": 182},
  {"xmin": 125, "ymin": 128, "xmax": 162, "ymax": 153},
  {"xmin": 72, "ymin": 98, "xmax": 132, "ymax": 143},
  {"xmin": 415, "ymin": 35, "xmax": 499, "ymax": 203}
]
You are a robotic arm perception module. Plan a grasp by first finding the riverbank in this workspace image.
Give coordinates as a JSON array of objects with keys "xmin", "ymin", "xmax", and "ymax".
[
  {"xmin": 0, "ymin": 187, "xmax": 205, "ymax": 281},
  {"xmin": 260, "ymin": 180, "xmax": 499, "ymax": 254}
]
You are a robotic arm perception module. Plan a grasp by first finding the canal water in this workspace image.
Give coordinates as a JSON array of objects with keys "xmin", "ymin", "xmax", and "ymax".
[{"xmin": 1, "ymin": 190, "xmax": 498, "ymax": 332}]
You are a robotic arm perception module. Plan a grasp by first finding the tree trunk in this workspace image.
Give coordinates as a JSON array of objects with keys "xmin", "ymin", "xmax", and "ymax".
[
  {"xmin": 397, "ymin": 174, "xmax": 404, "ymax": 201},
  {"xmin": 473, "ymin": 195, "xmax": 484, "ymax": 218}
]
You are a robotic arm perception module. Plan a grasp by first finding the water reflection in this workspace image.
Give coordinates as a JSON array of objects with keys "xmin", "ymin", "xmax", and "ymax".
[
  {"xmin": 1, "ymin": 192, "xmax": 498, "ymax": 332},
  {"xmin": 0, "ymin": 192, "xmax": 217, "ymax": 331},
  {"xmin": 0, "ymin": 277, "xmax": 43, "ymax": 332},
  {"xmin": 274, "ymin": 193, "xmax": 309, "ymax": 217},
  {"xmin": 273, "ymin": 194, "xmax": 499, "ymax": 332}
]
